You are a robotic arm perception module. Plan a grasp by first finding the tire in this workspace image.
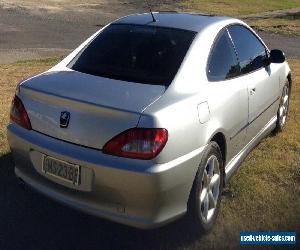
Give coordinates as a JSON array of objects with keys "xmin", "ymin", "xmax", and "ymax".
[
  {"xmin": 274, "ymin": 79, "xmax": 290, "ymax": 134},
  {"xmin": 187, "ymin": 142, "xmax": 224, "ymax": 233}
]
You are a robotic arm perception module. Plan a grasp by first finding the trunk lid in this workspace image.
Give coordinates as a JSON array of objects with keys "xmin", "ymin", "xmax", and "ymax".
[{"xmin": 19, "ymin": 71, "xmax": 165, "ymax": 149}]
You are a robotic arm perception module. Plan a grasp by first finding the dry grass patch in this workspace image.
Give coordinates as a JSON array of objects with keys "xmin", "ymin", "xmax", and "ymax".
[
  {"xmin": 249, "ymin": 17, "xmax": 300, "ymax": 36},
  {"xmin": 175, "ymin": 1, "xmax": 300, "ymax": 35},
  {"xmin": 179, "ymin": 0, "xmax": 300, "ymax": 16},
  {"xmin": 0, "ymin": 58, "xmax": 61, "ymax": 154}
]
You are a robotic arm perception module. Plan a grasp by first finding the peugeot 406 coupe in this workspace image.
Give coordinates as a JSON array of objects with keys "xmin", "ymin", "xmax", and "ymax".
[{"xmin": 7, "ymin": 12, "xmax": 291, "ymax": 231}]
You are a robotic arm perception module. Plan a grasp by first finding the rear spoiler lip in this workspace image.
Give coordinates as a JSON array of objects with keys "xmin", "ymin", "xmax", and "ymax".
[{"xmin": 19, "ymin": 84, "xmax": 143, "ymax": 116}]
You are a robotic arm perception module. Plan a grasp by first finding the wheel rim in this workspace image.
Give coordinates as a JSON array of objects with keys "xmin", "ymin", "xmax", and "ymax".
[
  {"xmin": 279, "ymin": 84, "xmax": 289, "ymax": 127},
  {"xmin": 199, "ymin": 155, "xmax": 221, "ymax": 224}
]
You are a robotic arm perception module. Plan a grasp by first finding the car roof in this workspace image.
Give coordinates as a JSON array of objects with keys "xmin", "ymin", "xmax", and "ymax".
[{"xmin": 113, "ymin": 12, "xmax": 233, "ymax": 32}]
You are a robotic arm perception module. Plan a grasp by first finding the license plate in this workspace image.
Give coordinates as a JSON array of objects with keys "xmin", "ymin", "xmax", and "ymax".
[{"xmin": 42, "ymin": 156, "xmax": 80, "ymax": 186}]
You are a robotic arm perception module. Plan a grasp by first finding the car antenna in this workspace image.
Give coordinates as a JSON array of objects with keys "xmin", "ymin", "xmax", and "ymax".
[{"xmin": 145, "ymin": 0, "xmax": 157, "ymax": 22}]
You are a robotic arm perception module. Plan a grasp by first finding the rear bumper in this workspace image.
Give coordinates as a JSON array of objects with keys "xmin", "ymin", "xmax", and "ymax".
[{"xmin": 7, "ymin": 124, "xmax": 203, "ymax": 229}]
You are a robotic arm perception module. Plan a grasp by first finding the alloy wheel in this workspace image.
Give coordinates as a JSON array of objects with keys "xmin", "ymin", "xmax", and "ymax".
[
  {"xmin": 199, "ymin": 155, "xmax": 221, "ymax": 223},
  {"xmin": 279, "ymin": 84, "xmax": 289, "ymax": 127}
]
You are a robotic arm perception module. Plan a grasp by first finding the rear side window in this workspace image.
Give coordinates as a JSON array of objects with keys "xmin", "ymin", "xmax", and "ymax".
[
  {"xmin": 69, "ymin": 24, "xmax": 196, "ymax": 86},
  {"xmin": 228, "ymin": 25, "xmax": 268, "ymax": 74},
  {"xmin": 207, "ymin": 29, "xmax": 240, "ymax": 81}
]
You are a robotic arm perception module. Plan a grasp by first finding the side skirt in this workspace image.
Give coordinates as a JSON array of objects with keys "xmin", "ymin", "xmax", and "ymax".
[{"xmin": 224, "ymin": 116, "xmax": 277, "ymax": 183}]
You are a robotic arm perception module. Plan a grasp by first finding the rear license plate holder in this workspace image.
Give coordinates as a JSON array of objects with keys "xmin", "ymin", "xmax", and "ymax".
[{"xmin": 42, "ymin": 155, "xmax": 81, "ymax": 186}]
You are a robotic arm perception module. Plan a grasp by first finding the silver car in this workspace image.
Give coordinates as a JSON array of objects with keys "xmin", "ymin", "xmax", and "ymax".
[{"xmin": 7, "ymin": 12, "xmax": 291, "ymax": 231}]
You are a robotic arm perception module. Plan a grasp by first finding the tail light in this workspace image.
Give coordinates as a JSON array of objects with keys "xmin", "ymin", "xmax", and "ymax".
[
  {"xmin": 10, "ymin": 95, "xmax": 32, "ymax": 130},
  {"xmin": 103, "ymin": 128, "xmax": 168, "ymax": 160}
]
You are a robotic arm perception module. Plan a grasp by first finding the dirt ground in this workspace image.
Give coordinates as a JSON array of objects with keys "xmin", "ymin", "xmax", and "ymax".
[
  {"xmin": 1, "ymin": 0, "xmax": 113, "ymax": 12},
  {"xmin": 0, "ymin": 0, "xmax": 144, "ymax": 17},
  {"xmin": 0, "ymin": 0, "xmax": 299, "ymax": 63},
  {"xmin": 0, "ymin": 0, "xmax": 300, "ymax": 64}
]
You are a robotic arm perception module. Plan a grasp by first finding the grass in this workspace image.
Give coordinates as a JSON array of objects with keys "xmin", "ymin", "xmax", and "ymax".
[
  {"xmin": 160, "ymin": 0, "xmax": 300, "ymax": 35},
  {"xmin": 0, "ymin": 58, "xmax": 299, "ymax": 248},
  {"xmin": 248, "ymin": 16, "xmax": 300, "ymax": 36},
  {"xmin": 179, "ymin": 0, "xmax": 300, "ymax": 16},
  {"xmin": 0, "ymin": 58, "xmax": 61, "ymax": 154}
]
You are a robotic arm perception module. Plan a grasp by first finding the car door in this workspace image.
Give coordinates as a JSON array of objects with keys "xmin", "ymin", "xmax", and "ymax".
[
  {"xmin": 228, "ymin": 25, "xmax": 280, "ymax": 142},
  {"xmin": 207, "ymin": 29, "xmax": 248, "ymax": 161}
]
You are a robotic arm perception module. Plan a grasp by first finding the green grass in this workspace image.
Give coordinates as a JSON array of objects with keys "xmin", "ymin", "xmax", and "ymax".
[
  {"xmin": 180, "ymin": 0, "xmax": 300, "ymax": 16},
  {"xmin": 170, "ymin": 0, "xmax": 300, "ymax": 35},
  {"xmin": 0, "ymin": 58, "xmax": 299, "ymax": 248}
]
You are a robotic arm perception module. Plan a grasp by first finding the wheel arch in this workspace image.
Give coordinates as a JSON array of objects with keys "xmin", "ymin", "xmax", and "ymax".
[
  {"xmin": 188, "ymin": 130, "xmax": 227, "ymax": 207},
  {"xmin": 210, "ymin": 132, "xmax": 227, "ymax": 166},
  {"xmin": 287, "ymin": 72, "xmax": 292, "ymax": 94}
]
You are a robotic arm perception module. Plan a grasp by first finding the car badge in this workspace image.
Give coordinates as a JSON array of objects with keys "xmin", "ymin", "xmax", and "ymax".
[{"xmin": 60, "ymin": 111, "xmax": 70, "ymax": 128}]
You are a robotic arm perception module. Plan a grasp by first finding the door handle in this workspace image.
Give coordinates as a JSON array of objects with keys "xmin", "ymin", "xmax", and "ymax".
[{"xmin": 250, "ymin": 88, "xmax": 256, "ymax": 95}]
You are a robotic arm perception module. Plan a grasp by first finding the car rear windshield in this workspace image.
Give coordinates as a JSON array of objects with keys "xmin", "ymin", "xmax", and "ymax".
[{"xmin": 69, "ymin": 24, "xmax": 196, "ymax": 86}]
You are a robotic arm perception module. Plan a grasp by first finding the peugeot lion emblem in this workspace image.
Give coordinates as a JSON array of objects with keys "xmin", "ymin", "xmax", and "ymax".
[{"xmin": 60, "ymin": 111, "xmax": 70, "ymax": 128}]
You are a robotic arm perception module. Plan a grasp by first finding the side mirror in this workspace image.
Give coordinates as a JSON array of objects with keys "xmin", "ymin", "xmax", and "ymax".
[{"xmin": 269, "ymin": 49, "xmax": 286, "ymax": 64}]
